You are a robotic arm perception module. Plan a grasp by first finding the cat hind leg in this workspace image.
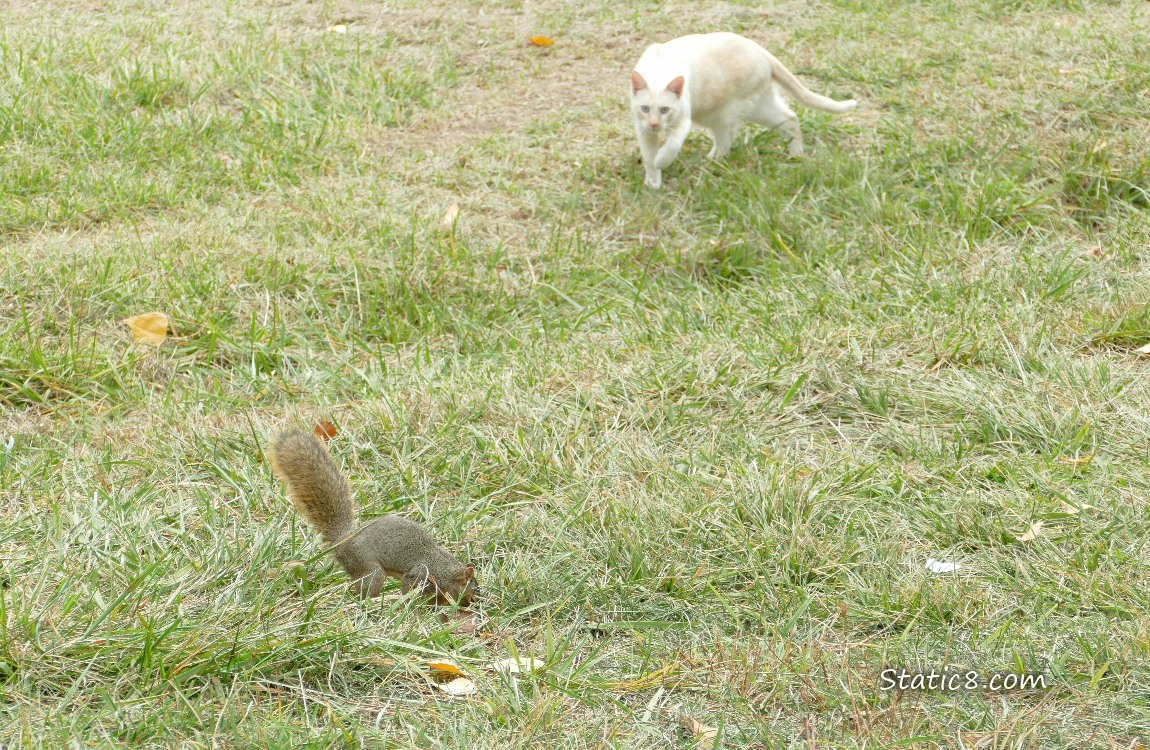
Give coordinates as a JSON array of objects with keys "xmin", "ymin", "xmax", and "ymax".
[{"xmin": 750, "ymin": 90, "xmax": 804, "ymax": 157}]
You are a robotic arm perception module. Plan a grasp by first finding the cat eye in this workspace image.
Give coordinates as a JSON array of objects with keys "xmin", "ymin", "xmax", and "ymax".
[
  {"xmin": 640, "ymin": 105, "xmax": 650, "ymax": 113},
  {"xmin": 659, "ymin": 106, "xmax": 670, "ymax": 113}
]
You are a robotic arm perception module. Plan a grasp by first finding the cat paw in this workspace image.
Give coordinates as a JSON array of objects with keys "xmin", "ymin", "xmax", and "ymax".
[{"xmin": 644, "ymin": 173, "xmax": 663, "ymax": 189}]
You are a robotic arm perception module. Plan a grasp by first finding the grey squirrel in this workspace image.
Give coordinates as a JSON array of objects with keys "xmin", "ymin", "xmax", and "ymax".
[{"xmin": 268, "ymin": 429, "xmax": 478, "ymax": 606}]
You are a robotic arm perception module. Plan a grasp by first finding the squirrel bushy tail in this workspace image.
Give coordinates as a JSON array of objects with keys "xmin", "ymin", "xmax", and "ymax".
[
  {"xmin": 267, "ymin": 428, "xmax": 479, "ymax": 605},
  {"xmin": 268, "ymin": 429, "xmax": 357, "ymax": 543}
]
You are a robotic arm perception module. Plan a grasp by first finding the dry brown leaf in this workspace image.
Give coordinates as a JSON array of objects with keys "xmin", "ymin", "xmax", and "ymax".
[
  {"xmin": 528, "ymin": 35, "xmax": 555, "ymax": 47},
  {"xmin": 437, "ymin": 677, "xmax": 477, "ymax": 697},
  {"xmin": 1016, "ymin": 520, "xmax": 1044, "ymax": 543},
  {"xmin": 1135, "ymin": 342, "xmax": 1150, "ymax": 356},
  {"xmin": 801, "ymin": 716, "xmax": 818, "ymax": 748},
  {"xmin": 122, "ymin": 312, "xmax": 171, "ymax": 346},
  {"xmin": 679, "ymin": 716, "xmax": 717, "ymax": 748},
  {"xmin": 426, "ymin": 660, "xmax": 467, "ymax": 680},
  {"xmin": 313, "ymin": 421, "xmax": 338, "ymax": 442},
  {"xmin": 440, "ymin": 203, "xmax": 460, "ymax": 227},
  {"xmin": 438, "ymin": 609, "xmax": 481, "ymax": 635}
]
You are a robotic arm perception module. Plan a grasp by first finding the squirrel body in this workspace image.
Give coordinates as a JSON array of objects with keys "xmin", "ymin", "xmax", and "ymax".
[{"xmin": 268, "ymin": 429, "xmax": 477, "ymax": 606}]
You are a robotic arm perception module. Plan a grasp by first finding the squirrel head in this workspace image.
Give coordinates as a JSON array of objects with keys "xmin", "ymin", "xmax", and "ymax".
[
  {"xmin": 439, "ymin": 563, "xmax": 478, "ymax": 607},
  {"xmin": 409, "ymin": 563, "xmax": 478, "ymax": 607}
]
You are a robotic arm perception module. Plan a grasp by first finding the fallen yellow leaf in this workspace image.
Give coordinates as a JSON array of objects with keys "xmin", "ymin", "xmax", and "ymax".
[
  {"xmin": 1016, "ymin": 520, "xmax": 1044, "ymax": 543},
  {"xmin": 440, "ymin": 203, "xmax": 460, "ymax": 227},
  {"xmin": 426, "ymin": 660, "xmax": 467, "ymax": 679},
  {"xmin": 528, "ymin": 35, "xmax": 555, "ymax": 47},
  {"xmin": 121, "ymin": 312, "xmax": 171, "ymax": 346},
  {"xmin": 1135, "ymin": 342, "xmax": 1150, "ymax": 356},
  {"xmin": 1057, "ymin": 453, "xmax": 1094, "ymax": 467},
  {"xmin": 326, "ymin": 24, "xmax": 347, "ymax": 34},
  {"xmin": 679, "ymin": 716, "xmax": 718, "ymax": 748}
]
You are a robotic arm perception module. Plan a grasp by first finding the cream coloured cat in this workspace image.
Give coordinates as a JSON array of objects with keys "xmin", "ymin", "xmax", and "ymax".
[{"xmin": 629, "ymin": 33, "xmax": 857, "ymax": 189}]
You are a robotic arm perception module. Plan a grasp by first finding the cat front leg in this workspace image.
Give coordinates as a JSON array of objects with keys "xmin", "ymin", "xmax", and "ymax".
[
  {"xmin": 653, "ymin": 121, "xmax": 690, "ymax": 172},
  {"xmin": 636, "ymin": 128, "xmax": 662, "ymax": 189}
]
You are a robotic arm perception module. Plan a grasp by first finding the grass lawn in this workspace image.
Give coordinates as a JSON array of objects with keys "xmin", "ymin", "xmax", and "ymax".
[{"xmin": 3, "ymin": 0, "xmax": 1150, "ymax": 746}]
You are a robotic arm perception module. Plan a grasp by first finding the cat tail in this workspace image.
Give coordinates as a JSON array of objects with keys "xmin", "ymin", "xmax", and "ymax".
[{"xmin": 765, "ymin": 52, "xmax": 857, "ymax": 113}]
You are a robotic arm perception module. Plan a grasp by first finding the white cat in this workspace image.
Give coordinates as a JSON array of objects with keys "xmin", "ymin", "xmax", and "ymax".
[{"xmin": 629, "ymin": 33, "xmax": 857, "ymax": 189}]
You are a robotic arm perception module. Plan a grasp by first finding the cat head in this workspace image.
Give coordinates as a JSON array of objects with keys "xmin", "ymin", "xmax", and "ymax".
[{"xmin": 630, "ymin": 72, "xmax": 685, "ymax": 133}]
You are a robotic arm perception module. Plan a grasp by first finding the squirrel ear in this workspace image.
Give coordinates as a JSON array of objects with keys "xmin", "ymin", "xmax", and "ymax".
[{"xmin": 463, "ymin": 563, "xmax": 475, "ymax": 581}]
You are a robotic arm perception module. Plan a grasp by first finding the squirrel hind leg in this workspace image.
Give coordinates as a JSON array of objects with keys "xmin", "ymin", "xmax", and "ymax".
[{"xmin": 352, "ymin": 568, "xmax": 386, "ymax": 599}]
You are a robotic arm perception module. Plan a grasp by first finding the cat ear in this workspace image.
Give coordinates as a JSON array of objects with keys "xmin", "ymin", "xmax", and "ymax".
[
  {"xmin": 630, "ymin": 71, "xmax": 647, "ymax": 93},
  {"xmin": 666, "ymin": 76, "xmax": 685, "ymax": 97}
]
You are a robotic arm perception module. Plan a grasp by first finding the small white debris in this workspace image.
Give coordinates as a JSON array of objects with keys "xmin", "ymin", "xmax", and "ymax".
[
  {"xmin": 925, "ymin": 558, "xmax": 962, "ymax": 574},
  {"xmin": 488, "ymin": 657, "xmax": 545, "ymax": 674},
  {"xmin": 1058, "ymin": 500, "xmax": 1093, "ymax": 515},
  {"xmin": 437, "ymin": 677, "xmax": 477, "ymax": 697}
]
